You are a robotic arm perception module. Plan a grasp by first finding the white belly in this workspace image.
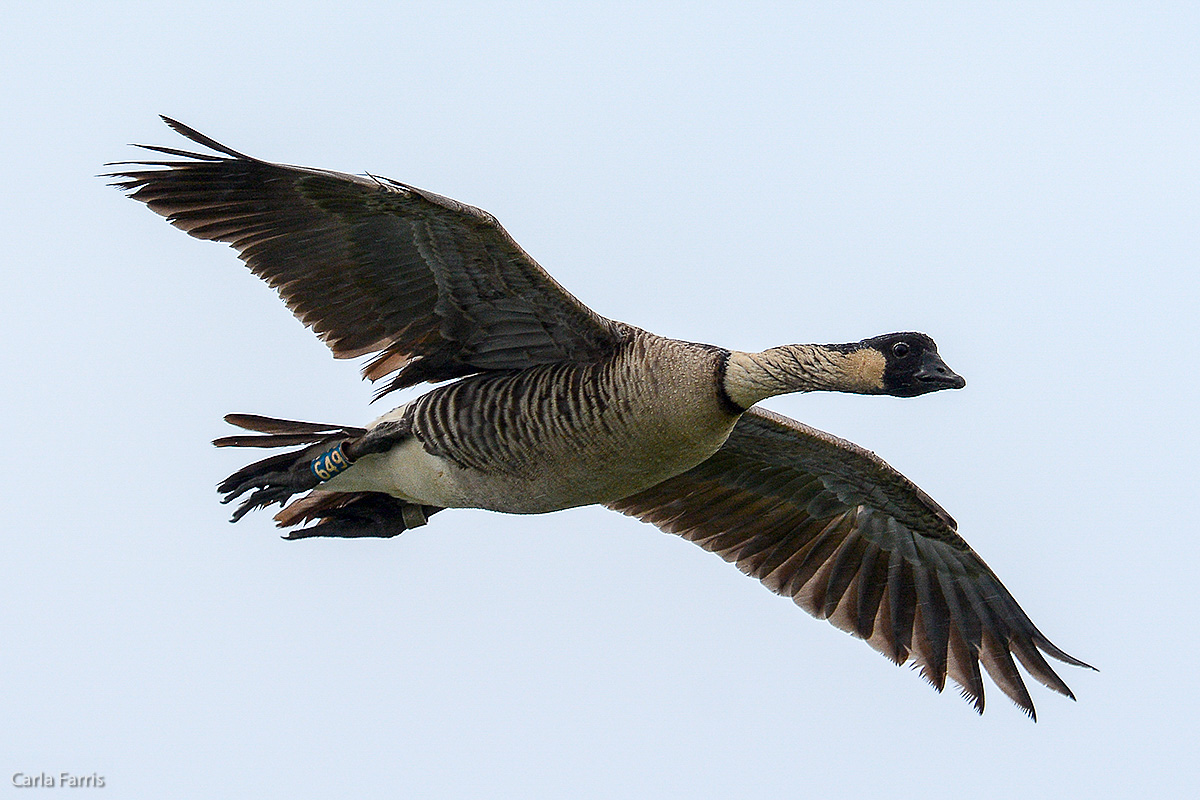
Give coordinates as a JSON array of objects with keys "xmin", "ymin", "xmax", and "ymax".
[
  {"xmin": 317, "ymin": 406, "xmax": 471, "ymax": 508},
  {"xmin": 320, "ymin": 437, "xmax": 464, "ymax": 506},
  {"xmin": 317, "ymin": 409, "xmax": 735, "ymax": 514}
]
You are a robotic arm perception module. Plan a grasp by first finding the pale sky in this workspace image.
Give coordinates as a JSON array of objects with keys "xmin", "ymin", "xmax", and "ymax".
[{"xmin": 3, "ymin": 2, "xmax": 1198, "ymax": 797}]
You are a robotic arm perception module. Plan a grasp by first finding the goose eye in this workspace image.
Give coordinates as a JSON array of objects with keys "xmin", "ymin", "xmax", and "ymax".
[{"xmin": 892, "ymin": 342, "xmax": 910, "ymax": 358}]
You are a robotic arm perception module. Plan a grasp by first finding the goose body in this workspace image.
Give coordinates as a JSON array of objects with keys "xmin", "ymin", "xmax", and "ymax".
[
  {"xmin": 111, "ymin": 117, "xmax": 1091, "ymax": 718},
  {"xmin": 326, "ymin": 333, "xmax": 739, "ymax": 513}
]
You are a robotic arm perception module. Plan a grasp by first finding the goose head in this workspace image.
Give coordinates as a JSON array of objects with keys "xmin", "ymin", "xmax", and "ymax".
[
  {"xmin": 860, "ymin": 332, "xmax": 966, "ymax": 397},
  {"xmin": 725, "ymin": 332, "xmax": 966, "ymax": 409}
]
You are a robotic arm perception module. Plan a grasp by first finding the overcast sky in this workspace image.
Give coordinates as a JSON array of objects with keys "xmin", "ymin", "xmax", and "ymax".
[{"xmin": 3, "ymin": 2, "xmax": 1198, "ymax": 797}]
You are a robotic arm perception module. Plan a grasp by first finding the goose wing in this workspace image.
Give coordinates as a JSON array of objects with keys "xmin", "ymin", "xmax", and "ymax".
[
  {"xmin": 606, "ymin": 406, "xmax": 1090, "ymax": 717},
  {"xmin": 110, "ymin": 117, "xmax": 623, "ymax": 395}
]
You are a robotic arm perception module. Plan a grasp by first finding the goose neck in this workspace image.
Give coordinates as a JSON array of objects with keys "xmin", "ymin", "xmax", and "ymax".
[{"xmin": 723, "ymin": 344, "xmax": 885, "ymax": 408}]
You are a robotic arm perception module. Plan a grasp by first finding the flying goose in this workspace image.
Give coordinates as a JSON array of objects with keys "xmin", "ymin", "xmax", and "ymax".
[{"xmin": 111, "ymin": 117, "xmax": 1091, "ymax": 718}]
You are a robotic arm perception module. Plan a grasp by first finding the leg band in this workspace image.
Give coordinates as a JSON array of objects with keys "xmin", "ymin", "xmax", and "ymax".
[{"xmin": 310, "ymin": 443, "xmax": 354, "ymax": 482}]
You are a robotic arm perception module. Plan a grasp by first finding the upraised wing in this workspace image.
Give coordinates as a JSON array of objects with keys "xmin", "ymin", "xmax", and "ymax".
[
  {"xmin": 607, "ymin": 406, "xmax": 1091, "ymax": 717},
  {"xmin": 110, "ymin": 117, "xmax": 624, "ymax": 395}
]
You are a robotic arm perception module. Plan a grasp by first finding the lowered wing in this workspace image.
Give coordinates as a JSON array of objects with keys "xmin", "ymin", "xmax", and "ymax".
[{"xmin": 607, "ymin": 406, "xmax": 1091, "ymax": 717}]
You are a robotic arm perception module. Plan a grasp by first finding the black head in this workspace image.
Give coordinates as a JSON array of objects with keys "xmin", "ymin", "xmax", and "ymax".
[{"xmin": 861, "ymin": 332, "xmax": 966, "ymax": 397}]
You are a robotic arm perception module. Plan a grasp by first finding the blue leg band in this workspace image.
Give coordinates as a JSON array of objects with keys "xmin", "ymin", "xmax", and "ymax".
[{"xmin": 311, "ymin": 443, "xmax": 354, "ymax": 482}]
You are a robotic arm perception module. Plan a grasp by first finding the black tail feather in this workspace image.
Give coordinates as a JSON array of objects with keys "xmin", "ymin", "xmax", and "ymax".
[
  {"xmin": 214, "ymin": 433, "xmax": 337, "ymax": 448},
  {"xmin": 223, "ymin": 413, "xmax": 365, "ymax": 437}
]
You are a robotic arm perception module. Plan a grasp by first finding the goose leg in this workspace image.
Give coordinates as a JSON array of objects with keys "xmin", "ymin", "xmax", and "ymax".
[
  {"xmin": 342, "ymin": 419, "xmax": 412, "ymax": 459},
  {"xmin": 221, "ymin": 420, "xmax": 416, "ymax": 521},
  {"xmin": 284, "ymin": 495, "xmax": 444, "ymax": 540}
]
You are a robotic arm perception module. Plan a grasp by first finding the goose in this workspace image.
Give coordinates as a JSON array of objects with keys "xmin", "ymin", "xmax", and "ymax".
[{"xmin": 110, "ymin": 117, "xmax": 1091, "ymax": 718}]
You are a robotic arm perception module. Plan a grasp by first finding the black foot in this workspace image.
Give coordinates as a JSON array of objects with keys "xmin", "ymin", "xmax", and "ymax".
[
  {"xmin": 219, "ymin": 447, "xmax": 329, "ymax": 521},
  {"xmin": 284, "ymin": 494, "xmax": 443, "ymax": 539}
]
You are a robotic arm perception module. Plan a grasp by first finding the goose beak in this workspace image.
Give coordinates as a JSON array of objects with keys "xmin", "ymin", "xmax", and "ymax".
[{"xmin": 914, "ymin": 353, "xmax": 966, "ymax": 391}]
